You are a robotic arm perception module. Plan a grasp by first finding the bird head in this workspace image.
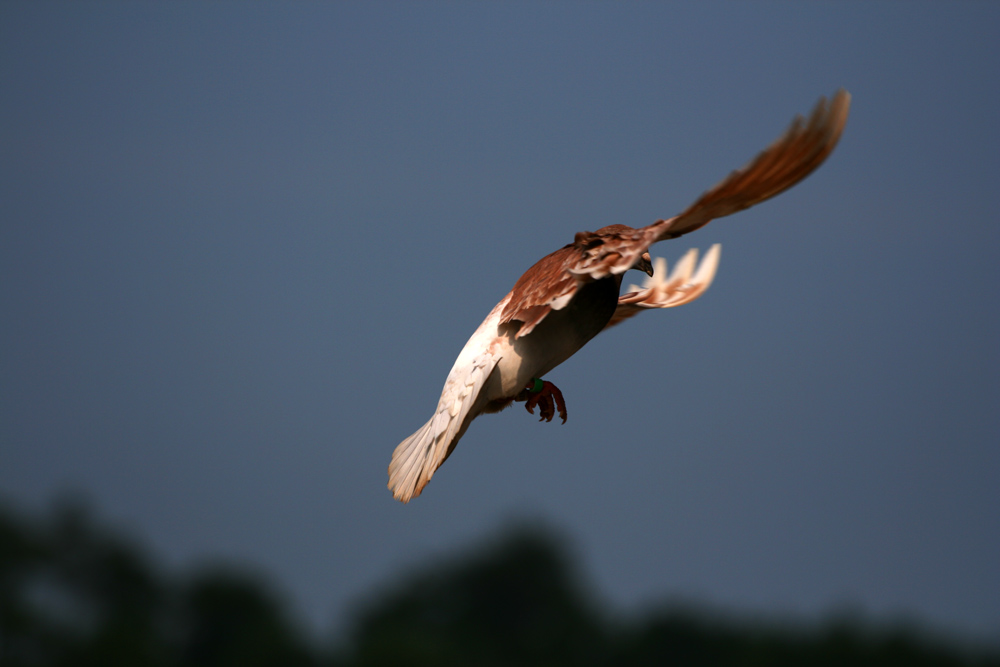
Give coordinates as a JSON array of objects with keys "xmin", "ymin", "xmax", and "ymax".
[{"xmin": 633, "ymin": 252, "xmax": 654, "ymax": 277}]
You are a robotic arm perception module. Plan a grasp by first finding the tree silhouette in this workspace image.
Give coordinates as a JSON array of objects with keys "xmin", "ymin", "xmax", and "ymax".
[
  {"xmin": 0, "ymin": 498, "xmax": 315, "ymax": 667},
  {"xmin": 346, "ymin": 524, "xmax": 606, "ymax": 666},
  {"xmin": 0, "ymin": 498, "xmax": 996, "ymax": 667}
]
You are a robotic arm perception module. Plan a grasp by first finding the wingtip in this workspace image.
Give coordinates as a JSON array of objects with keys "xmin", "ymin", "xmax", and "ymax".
[{"xmin": 827, "ymin": 87, "xmax": 851, "ymax": 136}]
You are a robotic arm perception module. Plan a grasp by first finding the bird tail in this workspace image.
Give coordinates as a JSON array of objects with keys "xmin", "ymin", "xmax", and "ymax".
[
  {"xmin": 388, "ymin": 352, "xmax": 500, "ymax": 503},
  {"xmin": 388, "ymin": 416, "xmax": 448, "ymax": 503}
]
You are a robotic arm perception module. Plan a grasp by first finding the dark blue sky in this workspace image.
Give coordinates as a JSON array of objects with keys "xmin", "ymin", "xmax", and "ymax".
[{"xmin": 2, "ymin": 2, "xmax": 998, "ymax": 643}]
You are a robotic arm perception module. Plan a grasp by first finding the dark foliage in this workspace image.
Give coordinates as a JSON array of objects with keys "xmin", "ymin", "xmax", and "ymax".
[
  {"xmin": 0, "ymin": 499, "xmax": 316, "ymax": 667},
  {"xmin": 347, "ymin": 524, "xmax": 607, "ymax": 667},
  {"xmin": 0, "ymin": 499, "xmax": 996, "ymax": 667}
]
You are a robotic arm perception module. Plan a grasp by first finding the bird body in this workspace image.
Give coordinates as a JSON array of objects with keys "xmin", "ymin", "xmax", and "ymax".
[{"xmin": 389, "ymin": 91, "xmax": 851, "ymax": 503}]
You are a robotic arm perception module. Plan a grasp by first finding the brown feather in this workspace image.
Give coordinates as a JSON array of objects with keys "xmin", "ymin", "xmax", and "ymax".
[
  {"xmin": 499, "ymin": 245, "xmax": 579, "ymax": 337},
  {"xmin": 650, "ymin": 89, "xmax": 851, "ymax": 241},
  {"xmin": 500, "ymin": 90, "xmax": 849, "ymax": 338},
  {"xmin": 500, "ymin": 224, "xmax": 651, "ymax": 337}
]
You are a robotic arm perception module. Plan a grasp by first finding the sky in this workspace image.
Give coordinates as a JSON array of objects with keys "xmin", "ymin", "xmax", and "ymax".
[{"xmin": 2, "ymin": 1, "xmax": 998, "ymax": 645}]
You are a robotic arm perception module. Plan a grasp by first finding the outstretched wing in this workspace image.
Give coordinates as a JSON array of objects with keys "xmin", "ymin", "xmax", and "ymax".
[
  {"xmin": 604, "ymin": 245, "xmax": 721, "ymax": 330},
  {"xmin": 499, "ymin": 90, "xmax": 849, "ymax": 338},
  {"xmin": 650, "ymin": 89, "xmax": 851, "ymax": 242}
]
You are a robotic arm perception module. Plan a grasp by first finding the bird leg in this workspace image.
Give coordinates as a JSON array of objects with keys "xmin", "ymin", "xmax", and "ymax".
[{"xmin": 515, "ymin": 378, "xmax": 568, "ymax": 424}]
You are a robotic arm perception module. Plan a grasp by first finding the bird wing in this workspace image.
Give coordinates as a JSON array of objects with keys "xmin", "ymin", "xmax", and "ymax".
[
  {"xmin": 649, "ymin": 89, "xmax": 851, "ymax": 242},
  {"xmin": 497, "ymin": 225, "xmax": 654, "ymax": 338},
  {"xmin": 497, "ymin": 244, "xmax": 582, "ymax": 338},
  {"xmin": 604, "ymin": 245, "xmax": 721, "ymax": 330},
  {"xmin": 498, "ymin": 90, "xmax": 849, "ymax": 338}
]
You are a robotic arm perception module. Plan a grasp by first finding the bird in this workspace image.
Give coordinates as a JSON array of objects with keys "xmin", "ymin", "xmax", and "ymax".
[{"xmin": 388, "ymin": 90, "xmax": 851, "ymax": 503}]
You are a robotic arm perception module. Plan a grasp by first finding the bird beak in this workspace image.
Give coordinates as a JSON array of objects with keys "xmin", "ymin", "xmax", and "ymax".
[{"xmin": 635, "ymin": 252, "xmax": 654, "ymax": 277}]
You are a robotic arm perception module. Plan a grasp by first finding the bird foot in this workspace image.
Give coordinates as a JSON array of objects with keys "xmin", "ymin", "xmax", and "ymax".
[{"xmin": 516, "ymin": 379, "xmax": 567, "ymax": 423}]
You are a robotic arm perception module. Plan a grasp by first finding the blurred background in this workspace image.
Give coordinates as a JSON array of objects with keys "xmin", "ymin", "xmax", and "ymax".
[
  {"xmin": 3, "ymin": 501, "xmax": 997, "ymax": 665},
  {"xmin": 1, "ymin": 1, "xmax": 998, "ymax": 661}
]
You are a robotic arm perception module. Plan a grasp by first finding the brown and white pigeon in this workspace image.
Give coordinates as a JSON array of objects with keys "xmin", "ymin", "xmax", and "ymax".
[{"xmin": 388, "ymin": 90, "xmax": 851, "ymax": 503}]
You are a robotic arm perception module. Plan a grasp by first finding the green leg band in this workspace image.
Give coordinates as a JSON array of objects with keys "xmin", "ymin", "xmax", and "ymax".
[{"xmin": 528, "ymin": 378, "xmax": 544, "ymax": 393}]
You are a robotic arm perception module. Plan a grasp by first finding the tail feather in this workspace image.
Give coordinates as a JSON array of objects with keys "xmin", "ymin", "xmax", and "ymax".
[
  {"xmin": 388, "ymin": 352, "xmax": 500, "ymax": 503},
  {"xmin": 387, "ymin": 417, "xmax": 438, "ymax": 503}
]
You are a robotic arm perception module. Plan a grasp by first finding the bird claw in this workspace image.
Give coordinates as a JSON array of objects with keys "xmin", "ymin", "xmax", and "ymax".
[{"xmin": 516, "ymin": 380, "xmax": 567, "ymax": 424}]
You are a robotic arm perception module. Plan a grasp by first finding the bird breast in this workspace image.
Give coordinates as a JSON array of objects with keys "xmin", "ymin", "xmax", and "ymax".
[{"xmin": 494, "ymin": 275, "xmax": 622, "ymax": 396}]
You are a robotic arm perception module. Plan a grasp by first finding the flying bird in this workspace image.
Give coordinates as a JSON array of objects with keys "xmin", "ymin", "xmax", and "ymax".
[{"xmin": 388, "ymin": 90, "xmax": 851, "ymax": 503}]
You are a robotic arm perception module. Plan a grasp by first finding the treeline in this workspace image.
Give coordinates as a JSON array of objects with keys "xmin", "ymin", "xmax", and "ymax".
[{"xmin": 0, "ymin": 499, "xmax": 996, "ymax": 666}]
